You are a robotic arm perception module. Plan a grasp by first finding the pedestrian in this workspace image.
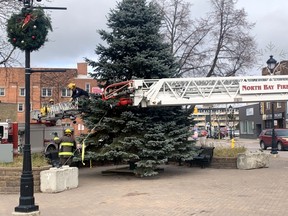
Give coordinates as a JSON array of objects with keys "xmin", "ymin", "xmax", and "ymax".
[
  {"xmin": 55, "ymin": 129, "xmax": 77, "ymax": 166},
  {"xmin": 67, "ymin": 83, "xmax": 89, "ymax": 102}
]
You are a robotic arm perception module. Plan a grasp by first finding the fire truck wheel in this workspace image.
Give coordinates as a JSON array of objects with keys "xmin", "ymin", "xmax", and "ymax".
[{"xmin": 45, "ymin": 145, "xmax": 57, "ymax": 154}]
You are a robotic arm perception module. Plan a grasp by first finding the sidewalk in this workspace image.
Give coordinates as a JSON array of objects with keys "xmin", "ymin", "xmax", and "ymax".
[{"xmin": 1, "ymin": 154, "xmax": 288, "ymax": 216}]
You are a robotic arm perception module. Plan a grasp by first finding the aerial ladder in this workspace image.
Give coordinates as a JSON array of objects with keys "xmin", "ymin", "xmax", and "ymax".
[
  {"xmin": 31, "ymin": 101, "xmax": 79, "ymax": 123},
  {"xmin": 32, "ymin": 75, "xmax": 288, "ymax": 123},
  {"xmin": 103, "ymin": 75, "xmax": 288, "ymax": 107}
]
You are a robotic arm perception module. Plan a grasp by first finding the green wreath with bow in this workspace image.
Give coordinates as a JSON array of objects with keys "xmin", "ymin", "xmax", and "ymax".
[{"xmin": 7, "ymin": 8, "xmax": 52, "ymax": 52}]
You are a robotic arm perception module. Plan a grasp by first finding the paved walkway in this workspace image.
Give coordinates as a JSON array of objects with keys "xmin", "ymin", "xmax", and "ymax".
[{"xmin": 1, "ymin": 139, "xmax": 288, "ymax": 216}]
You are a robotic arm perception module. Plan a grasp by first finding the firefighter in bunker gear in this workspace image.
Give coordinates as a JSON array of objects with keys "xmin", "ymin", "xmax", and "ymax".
[
  {"xmin": 55, "ymin": 128, "xmax": 76, "ymax": 166},
  {"xmin": 53, "ymin": 132, "xmax": 60, "ymax": 143},
  {"xmin": 40, "ymin": 98, "xmax": 55, "ymax": 117},
  {"xmin": 67, "ymin": 82, "xmax": 89, "ymax": 101},
  {"xmin": 49, "ymin": 98, "xmax": 54, "ymax": 105}
]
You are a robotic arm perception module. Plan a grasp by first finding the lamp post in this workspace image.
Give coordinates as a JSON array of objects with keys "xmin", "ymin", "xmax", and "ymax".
[
  {"xmin": 266, "ymin": 55, "xmax": 278, "ymax": 154},
  {"xmin": 13, "ymin": 0, "xmax": 66, "ymax": 214},
  {"xmin": 228, "ymin": 105, "xmax": 234, "ymax": 139}
]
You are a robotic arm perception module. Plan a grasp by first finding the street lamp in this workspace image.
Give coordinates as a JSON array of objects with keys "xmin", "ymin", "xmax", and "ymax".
[
  {"xmin": 266, "ymin": 55, "xmax": 278, "ymax": 154},
  {"xmin": 13, "ymin": 0, "xmax": 66, "ymax": 214},
  {"xmin": 228, "ymin": 105, "xmax": 234, "ymax": 139}
]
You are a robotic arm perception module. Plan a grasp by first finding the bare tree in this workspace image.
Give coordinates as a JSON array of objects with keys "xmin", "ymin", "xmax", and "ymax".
[
  {"xmin": 0, "ymin": 0, "xmax": 22, "ymax": 66},
  {"xmin": 155, "ymin": 0, "xmax": 257, "ymax": 77},
  {"xmin": 205, "ymin": 0, "xmax": 257, "ymax": 77},
  {"xmin": 40, "ymin": 70, "xmax": 77, "ymax": 103},
  {"xmin": 155, "ymin": 0, "xmax": 211, "ymax": 77}
]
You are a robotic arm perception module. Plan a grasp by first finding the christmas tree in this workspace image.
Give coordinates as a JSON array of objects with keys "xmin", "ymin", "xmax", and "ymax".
[{"xmin": 82, "ymin": 0, "xmax": 198, "ymax": 177}]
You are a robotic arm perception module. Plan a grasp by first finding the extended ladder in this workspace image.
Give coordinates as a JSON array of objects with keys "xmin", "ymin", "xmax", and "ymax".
[
  {"xmin": 103, "ymin": 75, "xmax": 288, "ymax": 107},
  {"xmin": 31, "ymin": 102, "xmax": 79, "ymax": 122}
]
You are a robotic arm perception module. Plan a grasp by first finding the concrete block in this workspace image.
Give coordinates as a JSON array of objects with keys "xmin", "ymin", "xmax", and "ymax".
[
  {"xmin": 237, "ymin": 150, "xmax": 270, "ymax": 170},
  {"xmin": 12, "ymin": 211, "xmax": 40, "ymax": 216},
  {"xmin": 40, "ymin": 166, "xmax": 78, "ymax": 193}
]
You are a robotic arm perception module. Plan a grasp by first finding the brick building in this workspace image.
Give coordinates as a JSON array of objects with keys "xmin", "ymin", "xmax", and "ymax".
[{"xmin": 0, "ymin": 62, "xmax": 99, "ymax": 135}]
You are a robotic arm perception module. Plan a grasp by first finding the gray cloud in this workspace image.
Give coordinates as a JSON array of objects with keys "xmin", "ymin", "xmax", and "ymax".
[{"xmin": 24, "ymin": 0, "xmax": 288, "ymax": 75}]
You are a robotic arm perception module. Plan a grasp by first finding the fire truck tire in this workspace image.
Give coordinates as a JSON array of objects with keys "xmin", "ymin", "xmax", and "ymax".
[{"xmin": 45, "ymin": 144, "xmax": 57, "ymax": 154}]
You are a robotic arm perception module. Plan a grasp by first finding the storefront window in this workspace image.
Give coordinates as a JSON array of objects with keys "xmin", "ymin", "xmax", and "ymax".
[{"xmin": 240, "ymin": 121, "xmax": 254, "ymax": 134}]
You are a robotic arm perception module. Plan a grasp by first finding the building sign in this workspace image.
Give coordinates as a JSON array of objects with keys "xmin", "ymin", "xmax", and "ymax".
[
  {"xmin": 265, "ymin": 113, "xmax": 283, "ymax": 120},
  {"xmin": 246, "ymin": 107, "xmax": 254, "ymax": 116},
  {"xmin": 240, "ymin": 81, "xmax": 288, "ymax": 94}
]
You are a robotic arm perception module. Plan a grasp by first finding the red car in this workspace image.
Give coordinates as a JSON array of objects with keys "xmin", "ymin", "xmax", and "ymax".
[{"xmin": 259, "ymin": 129, "xmax": 288, "ymax": 151}]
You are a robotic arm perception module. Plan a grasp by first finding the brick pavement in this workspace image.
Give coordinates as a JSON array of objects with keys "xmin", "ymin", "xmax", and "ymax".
[{"xmin": 1, "ymin": 153, "xmax": 288, "ymax": 216}]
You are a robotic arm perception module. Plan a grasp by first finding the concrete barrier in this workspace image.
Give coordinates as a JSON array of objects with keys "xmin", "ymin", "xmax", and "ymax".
[
  {"xmin": 40, "ymin": 166, "xmax": 78, "ymax": 193},
  {"xmin": 237, "ymin": 150, "xmax": 270, "ymax": 170}
]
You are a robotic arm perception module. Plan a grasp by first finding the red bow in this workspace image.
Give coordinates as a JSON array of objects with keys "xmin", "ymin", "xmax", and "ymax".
[{"xmin": 22, "ymin": 14, "xmax": 32, "ymax": 29}]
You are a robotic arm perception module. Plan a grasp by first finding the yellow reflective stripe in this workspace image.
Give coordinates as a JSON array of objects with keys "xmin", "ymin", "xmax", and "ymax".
[
  {"xmin": 81, "ymin": 142, "xmax": 86, "ymax": 165},
  {"xmin": 60, "ymin": 142, "xmax": 73, "ymax": 146},
  {"xmin": 59, "ymin": 152, "xmax": 73, "ymax": 156}
]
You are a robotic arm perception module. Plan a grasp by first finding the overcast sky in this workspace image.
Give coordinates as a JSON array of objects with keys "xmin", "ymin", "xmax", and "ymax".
[{"xmin": 23, "ymin": 0, "xmax": 288, "ymax": 75}]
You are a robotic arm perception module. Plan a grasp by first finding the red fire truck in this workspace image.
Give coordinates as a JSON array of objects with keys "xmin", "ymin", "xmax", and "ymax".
[{"xmin": 0, "ymin": 120, "xmax": 71, "ymax": 155}]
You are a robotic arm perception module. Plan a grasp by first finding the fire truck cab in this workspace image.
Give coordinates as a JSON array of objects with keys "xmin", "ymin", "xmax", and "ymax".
[
  {"xmin": 0, "ymin": 120, "xmax": 72, "ymax": 155},
  {"xmin": 0, "ymin": 121, "xmax": 18, "ymax": 154}
]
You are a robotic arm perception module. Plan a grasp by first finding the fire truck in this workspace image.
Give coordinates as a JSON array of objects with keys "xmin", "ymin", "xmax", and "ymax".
[{"xmin": 0, "ymin": 120, "xmax": 70, "ymax": 155}]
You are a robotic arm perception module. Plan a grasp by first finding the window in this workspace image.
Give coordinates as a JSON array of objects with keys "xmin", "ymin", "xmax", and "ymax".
[
  {"xmin": 19, "ymin": 88, "xmax": 25, "ymax": 96},
  {"xmin": 18, "ymin": 103, "xmax": 24, "ymax": 112},
  {"xmin": 240, "ymin": 121, "xmax": 254, "ymax": 134},
  {"xmin": 62, "ymin": 122, "xmax": 71, "ymax": 127},
  {"xmin": 0, "ymin": 88, "xmax": 5, "ymax": 96},
  {"xmin": 266, "ymin": 102, "xmax": 270, "ymax": 110},
  {"xmin": 85, "ymin": 83, "xmax": 90, "ymax": 93},
  {"xmin": 42, "ymin": 88, "xmax": 52, "ymax": 97},
  {"xmin": 61, "ymin": 88, "xmax": 71, "ymax": 97},
  {"xmin": 277, "ymin": 102, "xmax": 281, "ymax": 108}
]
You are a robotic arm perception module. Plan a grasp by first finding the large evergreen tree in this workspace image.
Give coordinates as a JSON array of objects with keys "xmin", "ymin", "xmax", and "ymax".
[
  {"xmin": 86, "ymin": 0, "xmax": 177, "ymax": 81},
  {"xmin": 83, "ymin": 0, "xmax": 198, "ymax": 177}
]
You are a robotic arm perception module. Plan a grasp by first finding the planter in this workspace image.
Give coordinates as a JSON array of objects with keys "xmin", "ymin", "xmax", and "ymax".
[
  {"xmin": 0, "ymin": 166, "xmax": 51, "ymax": 194},
  {"xmin": 211, "ymin": 157, "xmax": 237, "ymax": 169}
]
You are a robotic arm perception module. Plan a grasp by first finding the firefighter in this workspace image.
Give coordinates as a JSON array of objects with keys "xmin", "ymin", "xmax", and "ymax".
[
  {"xmin": 67, "ymin": 83, "xmax": 89, "ymax": 102},
  {"xmin": 53, "ymin": 132, "xmax": 60, "ymax": 143},
  {"xmin": 40, "ymin": 98, "xmax": 54, "ymax": 117},
  {"xmin": 49, "ymin": 98, "xmax": 54, "ymax": 105},
  {"xmin": 56, "ymin": 129, "xmax": 77, "ymax": 166}
]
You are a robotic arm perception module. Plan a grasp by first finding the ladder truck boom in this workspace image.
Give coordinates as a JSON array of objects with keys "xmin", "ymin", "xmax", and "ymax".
[
  {"xmin": 32, "ymin": 74, "xmax": 288, "ymax": 124},
  {"xmin": 31, "ymin": 102, "xmax": 79, "ymax": 123},
  {"xmin": 103, "ymin": 75, "xmax": 288, "ymax": 107}
]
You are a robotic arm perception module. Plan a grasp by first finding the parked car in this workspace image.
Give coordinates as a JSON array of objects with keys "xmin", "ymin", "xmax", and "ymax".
[
  {"xmin": 258, "ymin": 129, "xmax": 288, "ymax": 151},
  {"xmin": 213, "ymin": 131, "xmax": 225, "ymax": 139},
  {"xmin": 234, "ymin": 130, "xmax": 240, "ymax": 137}
]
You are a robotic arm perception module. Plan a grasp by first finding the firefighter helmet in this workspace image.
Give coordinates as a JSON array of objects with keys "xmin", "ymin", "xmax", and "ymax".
[
  {"xmin": 49, "ymin": 98, "xmax": 54, "ymax": 103},
  {"xmin": 67, "ymin": 83, "xmax": 76, "ymax": 89},
  {"xmin": 64, "ymin": 129, "xmax": 72, "ymax": 134}
]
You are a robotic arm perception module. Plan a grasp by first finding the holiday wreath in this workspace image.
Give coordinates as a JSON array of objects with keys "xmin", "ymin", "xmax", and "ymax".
[{"xmin": 7, "ymin": 8, "xmax": 52, "ymax": 52}]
